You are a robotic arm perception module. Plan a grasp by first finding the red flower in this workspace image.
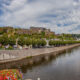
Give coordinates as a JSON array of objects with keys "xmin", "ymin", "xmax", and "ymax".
[
  {"xmin": 0, "ymin": 69, "xmax": 22, "ymax": 80},
  {"xmin": 0, "ymin": 76, "xmax": 4, "ymax": 80},
  {"xmin": 4, "ymin": 76, "xmax": 8, "ymax": 80}
]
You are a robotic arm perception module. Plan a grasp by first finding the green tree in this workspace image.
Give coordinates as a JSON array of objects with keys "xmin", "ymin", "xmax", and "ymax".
[
  {"xmin": 8, "ymin": 36, "xmax": 16, "ymax": 46},
  {"xmin": 25, "ymin": 38, "xmax": 32, "ymax": 46},
  {"xmin": 18, "ymin": 36, "xmax": 25, "ymax": 46},
  {"xmin": 0, "ymin": 35, "xmax": 9, "ymax": 45},
  {"xmin": 32, "ymin": 38, "xmax": 37, "ymax": 47},
  {"xmin": 40, "ymin": 39, "xmax": 46, "ymax": 46}
]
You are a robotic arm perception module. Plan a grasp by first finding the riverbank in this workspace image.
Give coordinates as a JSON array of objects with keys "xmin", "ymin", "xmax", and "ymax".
[{"xmin": 0, "ymin": 43, "xmax": 80, "ymax": 64}]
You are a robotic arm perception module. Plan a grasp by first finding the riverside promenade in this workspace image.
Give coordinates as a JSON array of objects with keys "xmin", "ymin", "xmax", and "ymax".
[{"xmin": 0, "ymin": 43, "xmax": 80, "ymax": 64}]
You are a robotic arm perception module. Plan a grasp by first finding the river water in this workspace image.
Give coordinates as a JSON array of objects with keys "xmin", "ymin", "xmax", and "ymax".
[
  {"xmin": 20, "ymin": 46, "xmax": 80, "ymax": 80},
  {"xmin": 1, "ymin": 47, "xmax": 80, "ymax": 80}
]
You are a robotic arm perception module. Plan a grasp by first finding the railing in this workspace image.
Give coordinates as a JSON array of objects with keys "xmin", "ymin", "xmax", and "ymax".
[{"xmin": 0, "ymin": 53, "xmax": 17, "ymax": 60}]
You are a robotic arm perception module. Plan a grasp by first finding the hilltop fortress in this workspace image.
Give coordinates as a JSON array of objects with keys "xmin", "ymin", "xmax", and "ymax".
[{"xmin": 0, "ymin": 26, "xmax": 55, "ymax": 36}]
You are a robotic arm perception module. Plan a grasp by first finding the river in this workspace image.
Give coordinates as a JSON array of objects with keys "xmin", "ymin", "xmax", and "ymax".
[
  {"xmin": 1, "ymin": 46, "xmax": 80, "ymax": 80},
  {"xmin": 22, "ymin": 46, "xmax": 80, "ymax": 80}
]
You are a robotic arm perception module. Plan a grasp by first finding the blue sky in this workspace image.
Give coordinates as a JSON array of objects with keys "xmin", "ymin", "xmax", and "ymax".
[{"xmin": 0, "ymin": 0, "xmax": 80, "ymax": 33}]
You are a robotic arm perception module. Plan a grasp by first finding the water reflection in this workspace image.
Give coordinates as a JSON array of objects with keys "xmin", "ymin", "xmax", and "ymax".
[{"xmin": 21, "ymin": 47, "xmax": 80, "ymax": 80}]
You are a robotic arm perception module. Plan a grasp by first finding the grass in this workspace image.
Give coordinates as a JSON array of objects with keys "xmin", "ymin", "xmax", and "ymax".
[{"xmin": 26, "ymin": 56, "xmax": 32, "ymax": 59}]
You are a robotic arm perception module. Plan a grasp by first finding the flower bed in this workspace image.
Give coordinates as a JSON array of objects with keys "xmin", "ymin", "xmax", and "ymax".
[{"xmin": 0, "ymin": 69, "xmax": 22, "ymax": 80}]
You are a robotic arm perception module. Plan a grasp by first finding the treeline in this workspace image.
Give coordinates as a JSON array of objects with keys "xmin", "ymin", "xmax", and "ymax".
[
  {"xmin": 71, "ymin": 34, "xmax": 80, "ymax": 38},
  {"xmin": 18, "ymin": 37, "xmax": 47, "ymax": 48},
  {"xmin": 49, "ymin": 40, "xmax": 80, "ymax": 47},
  {"xmin": 0, "ymin": 35, "xmax": 80, "ymax": 49},
  {"xmin": 0, "ymin": 35, "xmax": 16, "ymax": 46},
  {"xmin": 0, "ymin": 35, "xmax": 47, "ymax": 48}
]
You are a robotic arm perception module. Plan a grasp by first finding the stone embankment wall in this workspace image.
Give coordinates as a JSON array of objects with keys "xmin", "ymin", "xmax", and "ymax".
[{"xmin": 0, "ymin": 44, "xmax": 80, "ymax": 69}]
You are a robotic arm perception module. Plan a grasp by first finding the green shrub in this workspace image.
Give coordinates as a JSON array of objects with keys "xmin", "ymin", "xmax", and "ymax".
[{"xmin": 49, "ymin": 40, "xmax": 80, "ymax": 46}]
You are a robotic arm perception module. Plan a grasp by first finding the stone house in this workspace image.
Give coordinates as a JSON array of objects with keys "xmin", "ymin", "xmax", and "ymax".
[
  {"xmin": 15, "ymin": 29, "xmax": 31, "ymax": 35},
  {"xmin": 30, "ymin": 27, "xmax": 55, "ymax": 35},
  {"xmin": 30, "ymin": 27, "xmax": 45, "ymax": 34}
]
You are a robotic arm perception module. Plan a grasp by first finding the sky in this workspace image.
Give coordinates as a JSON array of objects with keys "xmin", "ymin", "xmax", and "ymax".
[{"xmin": 0, "ymin": 0, "xmax": 80, "ymax": 34}]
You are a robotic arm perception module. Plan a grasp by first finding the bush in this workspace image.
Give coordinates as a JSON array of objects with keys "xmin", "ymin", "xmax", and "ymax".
[
  {"xmin": 32, "ymin": 39, "xmax": 46, "ymax": 48},
  {"xmin": 6, "ymin": 46, "xmax": 13, "ymax": 50},
  {"xmin": 49, "ymin": 40, "xmax": 80, "ymax": 46}
]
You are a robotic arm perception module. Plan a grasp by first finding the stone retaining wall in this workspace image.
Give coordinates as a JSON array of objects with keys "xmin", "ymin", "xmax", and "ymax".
[{"xmin": 0, "ymin": 43, "xmax": 80, "ymax": 70}]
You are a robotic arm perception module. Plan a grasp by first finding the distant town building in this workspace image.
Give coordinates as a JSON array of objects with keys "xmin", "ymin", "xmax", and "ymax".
[
  {"xmin": 15, "ymin": 29, "xmax": 31, "ymax": 35},
  {"xmin": 0, "ymin": 26, "xmax": 13, "ymax": 34},
  {"xmin": 30, "ymin": 26, "xmax": 55, "ymax": 35},
  {"xmin": 0, "ymin": 26, "xmax": 55, "ymax": 36},
  {"xmin": 30, "ymin": 27, "xmax": 46, "ymax": 34}
]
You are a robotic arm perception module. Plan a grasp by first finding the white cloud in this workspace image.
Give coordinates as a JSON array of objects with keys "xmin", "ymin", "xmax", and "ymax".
[{"xmin": 0, "ymin": 0, "xmax": 80, "ymax": 33}]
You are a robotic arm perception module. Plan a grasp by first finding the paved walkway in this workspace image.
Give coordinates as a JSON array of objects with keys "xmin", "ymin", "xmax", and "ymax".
[{"xmin": 0, "ymin": 44, "xmax": 80, "ymax": 63}]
